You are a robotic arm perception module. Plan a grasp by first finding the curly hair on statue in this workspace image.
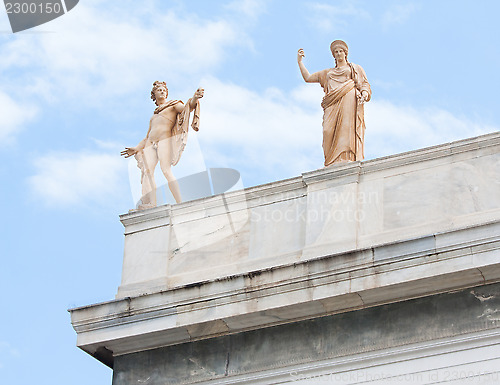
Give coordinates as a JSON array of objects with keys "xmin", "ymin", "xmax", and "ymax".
[{"xmin": 150, "ymin": 81, "xmax": 168, "ymax": 105}]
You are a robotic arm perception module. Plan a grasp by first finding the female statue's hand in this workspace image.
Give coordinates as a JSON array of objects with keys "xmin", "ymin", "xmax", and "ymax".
[
  {"xmin": 297, "ymin": 49, "xmax": 305, "ymax": 63},
  {"xmin": 357, "ymin": 90, "xmax": 369, "ymax": 105}
]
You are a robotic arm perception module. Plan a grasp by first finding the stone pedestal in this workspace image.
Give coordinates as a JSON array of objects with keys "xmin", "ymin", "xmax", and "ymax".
[{"xmin": 70, "ymin": 132, "xmax": 500, "ymax": 384}]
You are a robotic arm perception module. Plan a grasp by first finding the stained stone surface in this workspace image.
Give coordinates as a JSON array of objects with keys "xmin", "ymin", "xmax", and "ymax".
[
  {"xmin": 112, "ymin": 282, "xmax": 500, "ymax": 385},
  {"xmin": 71, "ymin": 205, "xmax": 500, "ymax": 365}
]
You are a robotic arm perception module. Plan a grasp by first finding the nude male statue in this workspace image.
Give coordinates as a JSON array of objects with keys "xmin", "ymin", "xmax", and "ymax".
[{"xmin": 121, "ymin": 81, "xmax": 204, "ymax": 209}]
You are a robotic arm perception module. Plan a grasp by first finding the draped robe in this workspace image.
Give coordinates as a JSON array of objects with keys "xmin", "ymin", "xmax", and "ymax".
[{"xmin": 316, "ymin": 63, "xmax": 371, "ymax": 166}]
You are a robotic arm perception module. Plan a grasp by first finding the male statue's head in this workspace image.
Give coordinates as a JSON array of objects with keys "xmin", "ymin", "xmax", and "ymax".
[
  {"xmin": 151, "ymin": 81, "xmax": 168, "ymax": 106},
  {"xmin": 330, "ymin": 40, "xmax": 348, "ymax": 65}
]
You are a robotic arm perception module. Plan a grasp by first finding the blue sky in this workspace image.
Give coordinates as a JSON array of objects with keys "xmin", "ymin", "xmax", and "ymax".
[{"xmin": 1, "ymin": 0, "xmax": 499, "ymax": 383}]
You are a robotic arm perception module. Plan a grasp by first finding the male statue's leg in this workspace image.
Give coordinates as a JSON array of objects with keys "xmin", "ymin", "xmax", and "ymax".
[
  {"xmin": 157, "ymin": 139, "xmax": 182, "ymax": 204},
  {"xmin": 140, "ymin": 144, "xmax": 159, "ymax": 208}
]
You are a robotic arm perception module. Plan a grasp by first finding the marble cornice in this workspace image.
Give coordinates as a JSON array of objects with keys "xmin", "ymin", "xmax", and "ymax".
[
  {"xmin": 69, "ymin": 219, "xmax": 500, "ymax": 358},
  {"xmin": 361, "ymin": 131, "xmax": 500, "ymax": 174}
]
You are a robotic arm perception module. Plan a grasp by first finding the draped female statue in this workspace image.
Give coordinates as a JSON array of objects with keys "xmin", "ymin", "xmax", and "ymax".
[{"xmin": 298, "ymin": 40, "xmax": 371, "ymax": 166}]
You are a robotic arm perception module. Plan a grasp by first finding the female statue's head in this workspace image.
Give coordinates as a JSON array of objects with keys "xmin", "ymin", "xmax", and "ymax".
[
  {"xmin": 330, "ymin": 40, "xmax": 348, "ymax": 66},
  {"xmin": 151, "ymin": 81, "xmax": 168, "ymax": 106}
]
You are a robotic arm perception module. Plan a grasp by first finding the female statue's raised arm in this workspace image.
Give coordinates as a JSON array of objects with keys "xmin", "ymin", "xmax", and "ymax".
[
  {"xmin": 297, "ymin": 49, "xmax": 320, "ymax": 83},
  {"xmin": 297, "ymin": 48, "xmax": 319, "ymax": 83}
]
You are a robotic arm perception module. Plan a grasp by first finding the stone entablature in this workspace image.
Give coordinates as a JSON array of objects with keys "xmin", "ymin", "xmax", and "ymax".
[
  {"xmin": 69, "ymin": 132, "xmax": 500, "ymax": 366},
  {"xmin": 72, "ymin": 220, "xmax": 500, "ymax": 361}
]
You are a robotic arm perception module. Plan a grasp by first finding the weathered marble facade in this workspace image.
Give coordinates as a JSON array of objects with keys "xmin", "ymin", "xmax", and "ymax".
[
  {"xmin": 113, "ymin": 283, "xmax": 500, "ymax": 384},
  {"xmin": 70, "ymin": 132, "xmax": 500, "ymax": 384}
]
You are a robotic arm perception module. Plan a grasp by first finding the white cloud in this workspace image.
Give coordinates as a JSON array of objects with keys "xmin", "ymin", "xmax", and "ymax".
[
  {"xmin": 364, "ymin": 100, "xmax": 498, "ymax": 159},
  {"xmin": 381, "ymin": 3, "xmax": 419, "ymax": 27},
  {"xmin": 225, "ymin": 0, "xmax": 267, "ymax": 19},
  {"xmin": 308, "ymin": 2, "xmax": 370, "ymax": 33},
  {"xmin": 28, "ymin": 150, "xmax": 127, "ymax": 207},
  {"xmin": 0, "ymin": 91, "xmax": 37, "ymax": 142},
  {"xmin": 0, "ymin": 0, "xmax": 259, "ymax": 144},
  {"xmin": 197, "ymin": 77, "xmax": 325, "ymax": 180},
  {"xmin": 0, "ymin": 0, "xmax": 252, "ymax": 107}
]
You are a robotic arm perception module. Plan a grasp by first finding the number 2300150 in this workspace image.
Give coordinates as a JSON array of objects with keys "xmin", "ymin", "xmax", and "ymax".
[{"xmin": 5, "ymin": 2, "xmax": 62, "ymax": 14}]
